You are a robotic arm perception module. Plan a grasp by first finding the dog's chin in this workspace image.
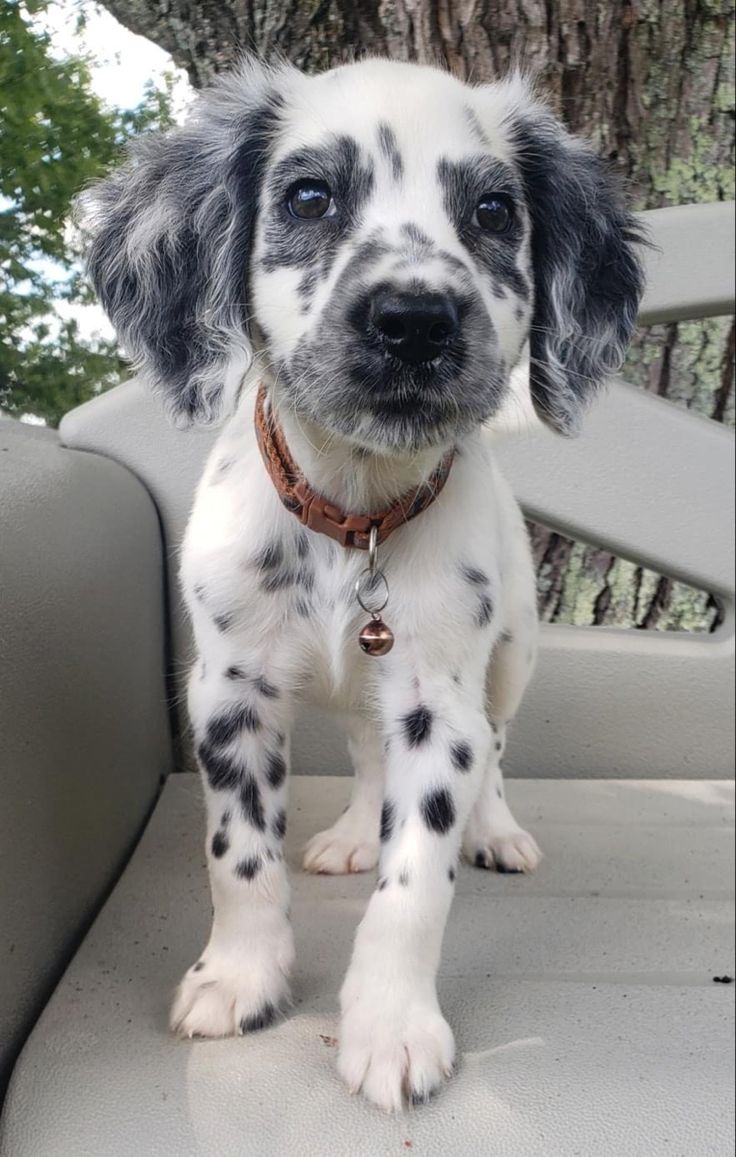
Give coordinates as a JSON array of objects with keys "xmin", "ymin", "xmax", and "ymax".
[{"xmin": 277, "ymin": 361, "xmax": 506, "ymax": 457}]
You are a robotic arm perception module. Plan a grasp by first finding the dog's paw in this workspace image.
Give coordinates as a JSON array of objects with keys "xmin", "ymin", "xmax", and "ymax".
[
  {"xmin": 337, "ymin": 982, "xmax": 455, "ymax": 1112},
  {"xmin": 170, "ymin": 932, "xmax": 293, "ymax": 1039},
  {"xmin": 303, "ymin": 808, "xmax": 379, "ymax": 875},
  {"xmin": 463, "ymin": 827, "xmax": 542, "ymax": 874}
]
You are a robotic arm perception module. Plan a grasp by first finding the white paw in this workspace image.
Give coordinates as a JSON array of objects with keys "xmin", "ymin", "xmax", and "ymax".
[
  {"xmin": 337, "ymin": 981, "xmax": 455, "ymax": 1112},
  {"xmin": 170, "ymin": 931, "xmax": 294, "ymax": 1039},
  {"xmin": 463, "ymin": 826, "xmax": 542, "ymax": 873},
  {"xmin": 303, "ymin": 809, "xmax": 379, "ymax": 875}
]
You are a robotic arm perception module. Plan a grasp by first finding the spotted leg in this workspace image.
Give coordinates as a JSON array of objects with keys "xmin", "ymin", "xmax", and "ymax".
[
  {"xmin": 303, "ymin": 715, "xmax": 384, "ymax": 874},
  {"xmin": 463, "ymin": 606, "xmax": 542, "ymax": 873},
  {"xmin": 462, "ymin": 722, "xmax": 542, "ymax": 872},
  {"xmin": 337, "ymin": 669, "xmax": 491, "ymax": 1111},
  {"xmin": 170, "ymin": 656, "xmax": 295, "ymax": 1038}
]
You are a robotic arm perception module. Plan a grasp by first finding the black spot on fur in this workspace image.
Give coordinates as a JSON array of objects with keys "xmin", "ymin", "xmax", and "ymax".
[
  {"xmin": 261, "ymin": 569, "xmax": 296, "ymax": 594},
  {"xmin": 380, "ymin": 799, "xmax": 396, "ymax": 843},
  {"xmin": 297, "ymin": 566, "xmax": 315, "ymax": 593},
  {"xmin": 255, "ymin": 542, "xmax": 283, "ymax": 571},
  {"xmin": 226, "ymin": 665, "xmax": 247, "ymax": 680},
  {"xmin": 192, "ymin": 960, "xmax": 205, "ymax": 972},
  {"xmin": 197, "ymin": 740, "xmax": 241, "ymax": 792},
  {"xmin": 496, "ymin": 785, "xmax": 504, "ymax": 799},
  {"xmin": 378, "ymin": 122, "xmax": 404, "ymax": 181},
  {"xmin": 450, "ymin": 741, "xmax": 473, "ymax": 772},
  {"xmin": 296, "ymin": 532, "xmax": 310, "ymax": 560},
  {"xmin": 477, "ymin": 594, "xmax": 494, "ymax": 627},
  {"xmin": 402, "ymin": 705, "xmax": 433, "ymax": 748},
  {"xmin": 265, "ymin": 751, "xmax": 287, "ymax": 790},
  {"xmin": 212, "ymin": 456, "xmax": 235, "ymax": 482},
  {"xmin": 495, "ymin": 739, "xmax": 503, "ymax": 752},
  {"xmin": 240, "ymin": 776, "xmax": 266, "ymax": 830},
  {"xmin": 240, "ymin": 1002, "xmax": 277, "ymax": 1034},
  {"xmin": 207, "ymin": 702, "xmax": 260, "ymax": 746},
  {"xmin": 272, "ymin": 808, "xmax": 287, "ymax": 840},
  {"xmin": 420, "ymin": 788, "xmax": 456, "ymax": 834},
  {"xmin": 401, "ymin": 222, "xmax": 432, "ymax": 249},
  {"xmin": 462, "ymin": 564, "xmax": 489, "ymax": 586},
  {"xmin": 295, "ymin": 597, "xmax": 311, "ymax": 618},
  {"xmin": 213, "ymin": 612, "xmax": 235, "ymax": 633},
  {"xmin": 448, "ymin": 866, "xmax": 456, "ymax": 883},
  {"xmin": 464, "ymin": 105, "xmax": 490, "ymax": 146},
  {"xmin": 499, "ymin": 630, "xmax": 514, "ymax": 644},
  {"xmin": 254, "ymin": 675, "xmax": 280, "ymax": 699},
  {"xmin": 398, "ymin": 870, "xmax": 410, "ymax": 887},
  {"xmin": 377, "ymin": 877, "xmax": 388, "ymax": 891},
  {"xmin": 234, "ymin": 855, "xmax": 261, "ymax": 881},
  {"xmin": 211, "ymin": 830, "xmax": 229, "ymax": 858}
]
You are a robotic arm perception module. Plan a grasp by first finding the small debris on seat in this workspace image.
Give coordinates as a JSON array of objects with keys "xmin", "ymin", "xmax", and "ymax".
[{"xmin": 712, "ymin": 975, "xmax": 733, "ymax": 984}]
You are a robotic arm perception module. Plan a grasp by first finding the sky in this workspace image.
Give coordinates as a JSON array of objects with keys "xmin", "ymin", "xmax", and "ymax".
[
  {"xmin": 37, "ymin": 2, "xmax": 190, "ymax": 113},
  {"xmin": 31, "ymin": 2, "xmax": 191, "ymax": 343}
]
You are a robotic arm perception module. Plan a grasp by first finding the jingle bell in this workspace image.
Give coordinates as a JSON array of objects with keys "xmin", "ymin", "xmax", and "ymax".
[{"xmin": 358, "ymin": 615, "xmax": 394, "ymax": 656}]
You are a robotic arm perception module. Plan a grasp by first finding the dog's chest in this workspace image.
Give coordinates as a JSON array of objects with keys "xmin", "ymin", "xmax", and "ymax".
[{"xmin": 295, "ymin": 543, "xmax": 375, "ymax": 710}]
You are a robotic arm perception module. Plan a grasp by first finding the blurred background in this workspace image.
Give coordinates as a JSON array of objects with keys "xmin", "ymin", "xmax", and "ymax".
[{"xmin": 1, "ymin": 0, "xmax": 733, "ymax": 631}]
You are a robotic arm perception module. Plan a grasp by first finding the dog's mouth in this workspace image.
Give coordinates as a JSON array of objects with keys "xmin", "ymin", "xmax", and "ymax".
[{"xmin": 275, "ymin": 358, "xmax": 504, "ymax": 455}]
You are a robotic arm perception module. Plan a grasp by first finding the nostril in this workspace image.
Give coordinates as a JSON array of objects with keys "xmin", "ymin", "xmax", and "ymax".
[
  {"xmin": 379, "ymin": 317, "xmax": 407, "ymax": 342},
  {"xmin": 428, "ymin": 321, "xmax": 454, "ymax": 345}
]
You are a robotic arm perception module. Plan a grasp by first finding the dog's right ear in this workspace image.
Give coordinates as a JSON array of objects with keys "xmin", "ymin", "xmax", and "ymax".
[{"xmin": 78, "ymin": 58, "xmax": 292, "ymax": 425}]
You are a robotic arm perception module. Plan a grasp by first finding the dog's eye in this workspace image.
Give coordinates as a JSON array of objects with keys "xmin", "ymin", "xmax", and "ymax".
[
  {"xmin": 475, "ymin": 194, "xmax": 514, "ymax": 234},
  {"xmin": 287, "ymin": 180, "xmax": 334, "ymax": 220}
]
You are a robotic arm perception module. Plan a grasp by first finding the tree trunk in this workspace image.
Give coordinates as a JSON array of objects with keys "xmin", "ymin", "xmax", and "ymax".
[{"xmin": 101, "ymin": 0, "xmax": 735, "ymax": 631}]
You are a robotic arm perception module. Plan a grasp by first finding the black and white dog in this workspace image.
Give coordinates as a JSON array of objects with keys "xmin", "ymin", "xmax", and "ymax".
[{"xmin": 82, "ymin": 57, "xmax": 643, "ymax": 1111}]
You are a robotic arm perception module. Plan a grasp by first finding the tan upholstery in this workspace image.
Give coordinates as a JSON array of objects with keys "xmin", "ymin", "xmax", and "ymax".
[
  {"xmin": 0, "ymin": 422, "xmax": 173, "ymax": 1092},
  {"xmin": 2, "ymin": 775, "xmax": 733, "ymax": 1156}
]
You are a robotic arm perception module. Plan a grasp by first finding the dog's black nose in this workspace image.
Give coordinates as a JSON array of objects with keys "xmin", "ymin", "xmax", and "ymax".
[{"xmin": 370, "ymin": 290, "xmax": 458, "ymax": 365}]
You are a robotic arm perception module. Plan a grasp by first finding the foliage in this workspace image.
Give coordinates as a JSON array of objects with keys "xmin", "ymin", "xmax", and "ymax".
[{"xmin": 0, "ymin": 0, "xmax": 173, "ymax": 426}]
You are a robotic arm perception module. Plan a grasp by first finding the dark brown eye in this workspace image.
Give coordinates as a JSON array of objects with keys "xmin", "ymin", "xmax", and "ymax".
[
  {"xmin": 287, "ymin": 180, "xmax": 334, "ymax": 220},
  {"xmin": 475, "ymin": 194, "xmax": 514, "ymax": 234}
]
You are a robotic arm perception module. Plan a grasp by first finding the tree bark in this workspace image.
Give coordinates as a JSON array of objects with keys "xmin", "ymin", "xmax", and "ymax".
[{"xmin": 101, "ymin": 0, "xmax": 735, "ymax": 632}]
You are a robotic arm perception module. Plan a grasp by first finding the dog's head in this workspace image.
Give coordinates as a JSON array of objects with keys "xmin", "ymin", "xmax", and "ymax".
[{"xmin": 81, "ymin": 57, "xmax": 645, "ymax": 450}]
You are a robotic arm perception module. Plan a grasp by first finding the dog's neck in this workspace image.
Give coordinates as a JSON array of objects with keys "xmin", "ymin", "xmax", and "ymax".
[{"xmin": 273, "ymin": 401, "xmax": 451, "ymax": 515}]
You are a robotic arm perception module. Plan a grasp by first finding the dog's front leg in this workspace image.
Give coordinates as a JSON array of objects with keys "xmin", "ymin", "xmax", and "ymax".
[
  {"xmin": 170, "ymin": 657, "xmax": 294, "ymax": 1039},
  {"xmin": 337, "ymin": 669, "xmax": 491, "ymax": 1111}
]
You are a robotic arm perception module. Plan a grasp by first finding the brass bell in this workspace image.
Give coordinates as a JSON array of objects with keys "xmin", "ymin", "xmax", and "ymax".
[{"xmin": 358, "ymin": 615, "xmax": 394, "ymax": 656}]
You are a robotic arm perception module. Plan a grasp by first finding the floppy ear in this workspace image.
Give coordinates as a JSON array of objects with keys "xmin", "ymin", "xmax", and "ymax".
[
  {"xmin": 505, "ymin": 89, "xmax": 646, "ymax": 434},
  {"xmin": 79, "ymin": 58, "xmax": 291, "ymax": 425}
]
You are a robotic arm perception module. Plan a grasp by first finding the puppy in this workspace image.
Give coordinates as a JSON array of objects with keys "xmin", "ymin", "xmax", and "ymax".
[{"xmin": 82, "ymin": 56, "xmax": 643, "ymax": 1112}]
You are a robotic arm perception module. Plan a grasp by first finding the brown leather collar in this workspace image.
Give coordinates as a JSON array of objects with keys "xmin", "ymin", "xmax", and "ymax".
[{"xmin": 254, "ymin": 385, "xmax": 454, "ymax": 550}]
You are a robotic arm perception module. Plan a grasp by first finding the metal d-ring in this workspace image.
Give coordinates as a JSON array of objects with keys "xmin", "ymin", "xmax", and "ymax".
[{"xmin": 355, "ymin": 526, "xmax": 389, "ymax": 615}]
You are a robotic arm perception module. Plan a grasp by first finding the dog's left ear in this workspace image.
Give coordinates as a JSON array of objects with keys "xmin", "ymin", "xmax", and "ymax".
[
  {"xmin": 494, "ymin": 82, "xmax": 646, "ymax": 435},
  {"xmin": 78, "ymin": 58, "xmax": 294, "ymax": 426}
]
